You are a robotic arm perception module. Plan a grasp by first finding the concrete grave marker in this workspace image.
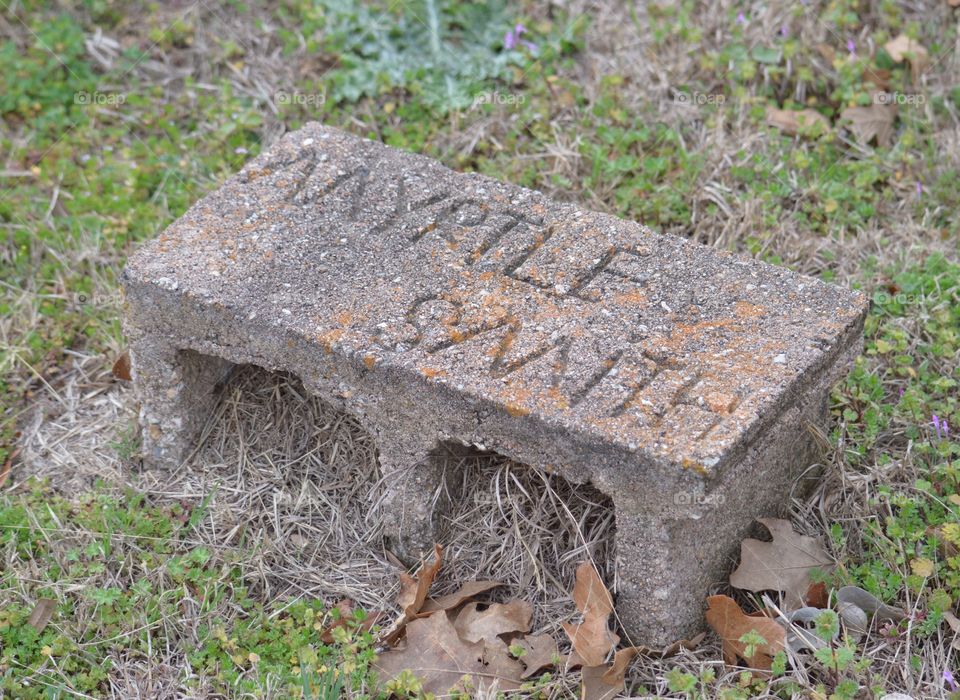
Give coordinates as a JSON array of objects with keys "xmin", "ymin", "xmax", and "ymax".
[{"xmin": 122, "ymin": 122, "xmax": 868, "ymax": 645}]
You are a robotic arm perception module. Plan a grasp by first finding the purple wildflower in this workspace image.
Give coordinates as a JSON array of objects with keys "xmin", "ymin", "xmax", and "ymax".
[
  {"xmin": 916, "ymin": 181, "xmax": 923, "ymax": 196},
  {"xmin": 944, "ymin": 421, "xmax": 950, "ymax": 439},
  {"xmin": 932, "ymin": 414, "xmax": 942, "ymax": 440},
  {"xmin": 945, "ymin": 668, "xmax": 957, "ymax": 692},
  {"xmin": 898, "ymin": 386, "xmax": 905, "ymax": 398},
  {"xmin": 504, "ymin": 23, "xmax": 536, "ymax": 53},
  {"xmin": 847, "ymin": 39, "xmax": 856, "ymax": 56},
  {"xmin": 736, "ymin": 11, "xmax": 747, "ymax": 26},
  {"xmin": 780, "ymin": 23, "xmax": 789, "ymax": 38}
]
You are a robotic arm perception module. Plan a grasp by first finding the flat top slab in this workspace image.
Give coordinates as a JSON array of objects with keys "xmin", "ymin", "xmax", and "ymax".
[{"xmin": 126, "ymin": 122, "xmax": 867, "ymax": 474}]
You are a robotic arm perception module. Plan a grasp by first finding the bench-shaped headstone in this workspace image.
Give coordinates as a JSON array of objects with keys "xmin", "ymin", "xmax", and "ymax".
[{"xmin": 122, "ymin": 122, "xmax": 867, "ymax": 645}]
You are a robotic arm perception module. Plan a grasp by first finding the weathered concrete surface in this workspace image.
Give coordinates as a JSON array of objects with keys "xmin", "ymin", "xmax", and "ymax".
[{"xmin": 122, "ymin": 122, "xmax": 868, "ymax": 645}]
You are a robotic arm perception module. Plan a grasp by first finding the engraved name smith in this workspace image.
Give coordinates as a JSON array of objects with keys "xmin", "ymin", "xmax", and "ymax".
[{"xmin": 257, "ymin": 146, "xmax": 742, "ymax": 440}]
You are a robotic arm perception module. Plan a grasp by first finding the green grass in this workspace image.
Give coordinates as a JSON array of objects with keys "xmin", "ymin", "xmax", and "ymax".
[
  {"xmin": 0, "ymin": 483, "xmax": 381, "ymax": 698},
  {"xmin": 2, "ymin": 0, "xmax": 959, "ymax": 696}
]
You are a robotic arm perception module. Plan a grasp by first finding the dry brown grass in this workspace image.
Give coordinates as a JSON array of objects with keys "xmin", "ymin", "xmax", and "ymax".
[{"xmin": 13, "ymin": 353, "xmax": 941, "ymax": 697}]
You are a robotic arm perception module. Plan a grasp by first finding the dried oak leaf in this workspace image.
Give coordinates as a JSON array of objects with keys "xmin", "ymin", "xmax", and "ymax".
[
  {"xmin": 374, "ymin": 613, "xmax": 523, "ymax": 696},
  {"xmin": 562, "ymin": 562, "xmax": 619, "ymax": 666},
  {"xmin": 729, "ymin": 518, "xmax": 833, "ymax": 610},
  {"xmin": 112, "ymin": 350, "xmax": 132, "ymax": 381},
  {"xmin": 27, "ymin": 599, "xmax": 56, "ymax": 632},
  {"xmin": 515, "ymin": 633, "xmax": 559, "ymax": 679},
  {"xmin": 944, "ymin": 611, "xmax": 960, "ymax": 650},
  {"xmin": 841, "ymin": 104, "xmax": 897, "ymax": 147},
  {"xmin": 704, "ymin": 595, "xmax": 786, "ymax": 670},
  {"xmin": 765, "ymin": 107, "xmax": 830, "ymax": 137},
  {"xmin": 804, "ymin": 582, "xmax": 829, "ymax": 609},
  {"xmin": 381, "ymin": 544, "xmax": 443, "ymax": 645},
  {"xmin": 397, "ymin": 543, "xmax": 443, "ymax": 617},
  {"xmin": 862, "ymin": 66, "xmax": 892, "ymax": 90},
  {"xmin": 453, "ymin": 600, "xmax": 532, "ymax": 644},
  {"xmin": 884, "ymin": 33, "xmax": 929, "ymax": 80},
  {"xmin": 571, "ymin": 561, "xmax": 614, "ymax": 619},
  {"xmin": 633, "ymin": 631, "xmax": 707, "ymax": 659},
  {"xmin": 581, "ymin": 663, "xmax": 626, "ymax": 700},
  {"xmin": 420, "ymin": 580, "xmax": 503, "ymax": 613}
]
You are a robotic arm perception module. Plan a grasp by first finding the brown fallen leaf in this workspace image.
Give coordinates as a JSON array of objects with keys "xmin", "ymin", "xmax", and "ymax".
[
  {"xmin": 397, "ymin": 543, "xmax": 443, "ymax": 617},
  {"xmin": 633, "ymin": 631, "xmax": 707, "ymax": 659},
  {"xmin": 884, "ymin": 33, "xmax": 929, "ymax": 81},
  {"xmin": 862, "ymin": 66, "xmax": 892, "ymax": 90},
  {"xmin": 453, "ymin": 600, "xmax": 532, "ymax": 644},
  {"xmin": 579, "ymin": 631, "xmax": 705, "ymax": 696},
  {"xmin": 420, "ymin": 580, "xmax": 503, "ymax": 613},
  {"xmin": 805, "ymin": 582, "xmax": 829, "ymax": 609},
  {"xmin": 945, "ymin": 610, "xmax": 960, "ymax": 634},
  {"xmin": 729, "ymin": 518, "xmax": 834, "ymax": 610},
  {"xmin": 815, "ymin": 43, "xmax": 836, "ymax": 63},
  {"xmin": 112, "ymin": 350, "xmax": 132, "ymax": 381},
  {"xmin": 704, "ymin": 595, "xmax": 786, "ymax": 670},
  {"xmin": 944, "ymin": 611, "xmax": 960, "ymax": 651},
  {"xmin": 581, "ymin": 663, "xmax": 625, "ymax": 700},
  {"xmin": 562, "ymin": 562, "xmax": 619, "ymax": 666},
  {"xmin": 27, "ymin": 599, "xmax": 56, "ymax": 632},
  {"xmin": 374, "ymin": 613, "xmax": 523, "ymax": 695},
  {"xmin": 515, "ymin": 633, "xmax": 559, "ymax": 679},
  {"xmin": 571, "ymin": 561, "xmax": 614, "ymax": 620},
  {"xmin": 841, "ymin": 104, "xmax": 897, "ymax": 147},
  {"xmin": 580, "ymin": 647, "xmax": 643, "ymax": 700},
  {"xmin": 601, "ymin": 646, "xmax": 640, "ymax": 684},
  {"xmin": 765, "ymin": 107, "xmax": 830, "ymax": 137}
]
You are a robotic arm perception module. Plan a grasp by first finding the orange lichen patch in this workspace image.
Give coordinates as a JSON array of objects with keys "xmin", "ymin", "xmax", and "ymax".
[
  {"xmin": 703, "ymin": 391, "xmax": 738, "ymax": 415},
  {"xmin": 478, "ymin": 271, "xmax": 496, "ymax": 282},
  {"xmin": 613, "ymin": 289, "xmax": 647, "ymax": 306},
  {"xmin": 505, "ymin": 403, "xmax": 530, "ymax": 417},
  {"xmin": 735, "ymin": 301, "xmax": 767, "ymax": 318},
  {"xmin": 499, "ymin": 384, "xmax": 533, "ymax": 417},
  {"xmin": 681, "ymin": 457, "xmax": 710, "ymax": 476},
  {"xmin": 317, "ymin": 328, "xmax": 344, "ymax": 353},
  {"xmin": 245, "ymin": 168, "xmax": 273, "ymax": 182},
  {"xmin": 420, "ymin": 366, "xmax": 446, "ymax": 379},
  {"xmin": 547, "ymin": 386, "xmax": 571, "ymax": 410},
  {"xmin": 363, "ymin": 354, "xmax": 377, "ymax": 369},
  {"xmin": 531, "ymin": 203, "xmax": 546, "ymax": 215},
  {"xmin": 336, "ymin": 311, "xmax": 353, "ymax": 325}
]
